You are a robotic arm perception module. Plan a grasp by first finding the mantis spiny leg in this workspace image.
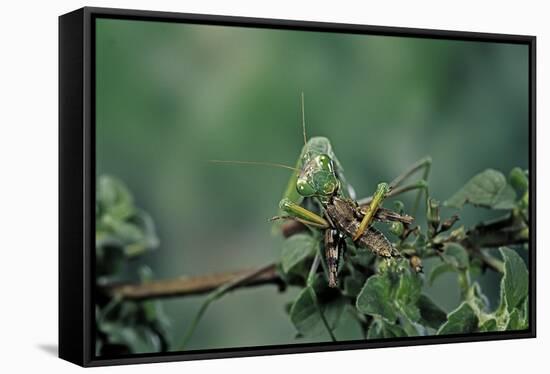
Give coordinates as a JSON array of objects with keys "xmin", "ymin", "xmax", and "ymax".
[
  {"xmin": 357, "ymin": 156, "xmax": 432, "ymax": 216},
  {"xmin": 388, "ymin": 156, "xmax": 432, "ymax": 190},
  {"xmin": 277, "ymin": 198, "xmax": 330, "ymax": 229}
]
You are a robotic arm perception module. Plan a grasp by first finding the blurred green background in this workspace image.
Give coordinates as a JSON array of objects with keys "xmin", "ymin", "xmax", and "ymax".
[{"xmin": 95, "ymin": 18, "xmax": 529, "ymax": 351}]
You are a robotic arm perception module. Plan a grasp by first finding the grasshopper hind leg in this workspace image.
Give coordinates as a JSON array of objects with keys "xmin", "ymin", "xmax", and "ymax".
[
  {"xmin": 325, "ymin": 229, "xmax": 346, "ymax": 288},
  {"xmin": 359, "ymin": 227, "xmax": 400, "ymax": 258}
]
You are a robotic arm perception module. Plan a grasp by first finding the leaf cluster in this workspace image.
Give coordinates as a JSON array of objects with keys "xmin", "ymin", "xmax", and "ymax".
[
  {"xmin": 93, "ymin": 167, "xmax": 530, "ymax": 350},
  {"xmin": 95, "ymin": 176, "xmax": 170, "ymax": 355},
  {"xmin": 279, "ymin": 168, "xmax": 530, "ymax": 340}
]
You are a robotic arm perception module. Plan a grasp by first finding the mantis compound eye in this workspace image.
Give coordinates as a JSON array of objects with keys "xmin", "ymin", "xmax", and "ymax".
[{"xmin": 317, "ymin": 154, "xmax": 332, "ymax": 169}]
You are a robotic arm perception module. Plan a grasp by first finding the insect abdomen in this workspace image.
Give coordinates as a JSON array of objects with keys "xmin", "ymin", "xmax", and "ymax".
[
  {"xmin": 359, "ymin": 227, "xmax": 398, "ymax": 258},
  {"xmin": 326, "ymin": 197, "xmax": 399, "ymax": 258}
]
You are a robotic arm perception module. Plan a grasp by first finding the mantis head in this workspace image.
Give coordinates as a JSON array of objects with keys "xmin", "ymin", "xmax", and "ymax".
[{"xmin": 296, "ymin": 153, "xmax": 340, "ymax": 198}]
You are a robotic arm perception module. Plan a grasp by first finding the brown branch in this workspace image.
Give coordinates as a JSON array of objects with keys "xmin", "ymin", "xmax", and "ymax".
[
  {"xmin": 457, "ymin": 215, "xmax": 528, "ymax": 273},
  {"xmin": 107, "ymin": 263, "xmax": 284, "ymax": 300},
  {"xmin": 104, "ymin": 212, "xmax": 527, "ymax": 301}
]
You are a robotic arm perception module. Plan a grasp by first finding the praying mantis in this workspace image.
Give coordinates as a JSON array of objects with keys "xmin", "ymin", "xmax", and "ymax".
[{"xmin": 212, "ymin": 93, "xmax": 431, "ymax": 288}]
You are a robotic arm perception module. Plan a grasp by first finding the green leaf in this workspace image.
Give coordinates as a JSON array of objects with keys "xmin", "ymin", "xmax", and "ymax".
[
  {"xmin": 437, "ymin": 302, "xmax": 479, "ymax": 335},
  {"xmin": 443, "ymin": 243, "xmax": 469, "ymax": 269},
  {"xmin": 468, "ymin": 257, "xmax": 484, "ymax": 278},
  {"xmin": 323, "ymin": 296, "xmax": 347, "ymax": 330},
  {"xmin": 289, "ymin": 288, "xmax": 320, "ymax": 336},
  {"xmin": 478, "ymin": 319, "xmax": 498, "ymax": 332},
  {"xmin": 133, "ymin": 210, "xmax": 160, "ymax": 249},
  {"xmin": 506, "ymin": 308, "xmax": 527, "ymax": 331},
  {"xmin": 357, "ymin": 267, "xmax": 424, "ymax": 326},
  {"xmin": 429, "ymin": 262, "xmax": 455, "ymax": 285},
  {"xmin": 445, "ymin": 169, "xmax": 516, "ymax": 210},
  {"xmin": 281, "ymin": 234, "xmax": 317, "ymax": 274},
  {"xmin": 509, "ymin": 167, "xmax": 529, "ymax": 193},
  {"xmin": 95, "ymin": 245, "xmax": 125, "ymax": 276},
  {"xmin": 367, "ymin": 319, "xmax": 407, "ymax": 339},
  {"xmin": 418, "ymin": 294, "xmax": 447, "ymax": 329},
  {"xmin": 520, "ymin": 297, "xmax": 529, "ymax": 324},
  {"xmin": 396, "ymin": 271, "xmax": 422, "ymax": 304},
  {"xmin": 395, "ymin": 271, "xmax": 422, "ymax": 322},
  {"xmin": 100, "ymin": 217, "xmax": 142, "ymax": 241},
  {"xmin": 349, "ymin": 250, "xmax": 375, "ymax": 268},
  {"xmin": 97, "ymin": 175, "xmax": 135, "ymax": 220},
  {"xmin": 99, "ymin": 322, "xmax": 161, "ymax": 354},
  {"xmin": 399, "ymin": 304, "xmax": 421, "ymax": 324},
  {"xmin": 499, "ymin": 247, "xmax": 529, "ymax": 312},
  {"xmin": 356, "ymin": 274, "xmax": 397, "ymax": 323},
  {"xmin": 289, "ymin": 287, "xmax": 344, "ymax": 338},
  {"xmin": 468, "ymin": 282, "xmax": 490, "ymax": 314},
  {"xmin": 342, "ymin": 274, "xmax": 366, "ymax": 297},
  {"xmin": 492, "ymin": 186, "xmax": 518, "ymax": 209},
  {"xmin": 96, "ymin": 183, "xmax": 159, "ymax": 258},
  {"xmin": 283, "ymin": 301, "xmax": 294, "ymax": 315}
]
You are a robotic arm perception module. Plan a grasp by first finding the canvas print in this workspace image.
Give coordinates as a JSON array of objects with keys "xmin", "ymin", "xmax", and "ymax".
[{"xmin": 94, "ymin": 17, "xmax": 531, "ymax": 357}]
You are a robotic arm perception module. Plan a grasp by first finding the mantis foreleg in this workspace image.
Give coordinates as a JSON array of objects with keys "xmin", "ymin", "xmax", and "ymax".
[
  {"xmin": 388, "ymin": 156, "xmax": 432, "ymax": 190},
  {"xmin": 277, "ymin": 198, "xmax": 330, "ymax": 228},
  {"xmin": 270, "ymin": 215, "xmax": 328, "ymax": 229}
]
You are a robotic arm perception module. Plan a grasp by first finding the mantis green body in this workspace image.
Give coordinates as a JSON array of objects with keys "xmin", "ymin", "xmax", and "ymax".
[
  {"xmin": 213, "ymin": 94, "xmax": 431, "ymax": 288},
  {"xmin": 190, "ymin": 95, "xmax": 432, "ymax": 349},
  {"xmin": 275, "ymin": 135, "xmax": 426, "ymax": 287}
]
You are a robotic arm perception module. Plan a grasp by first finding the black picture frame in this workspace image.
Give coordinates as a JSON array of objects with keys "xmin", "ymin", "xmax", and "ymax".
[{"xmin": 59, "ymin": 6, "xmax": 537, "ymax": 367}]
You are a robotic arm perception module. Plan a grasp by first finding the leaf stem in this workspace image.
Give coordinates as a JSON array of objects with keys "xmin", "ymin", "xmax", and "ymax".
[
  {"xmin": 177, "ymin": 263, "xmax": 277, "ymax": 350},
  {"xmin": 306, "ymin": 253, "xmax": 337, "ymax": 342}
]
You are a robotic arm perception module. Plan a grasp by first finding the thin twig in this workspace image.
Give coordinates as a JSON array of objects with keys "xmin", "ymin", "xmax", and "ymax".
[
  {"xmin": 307, "ymin": 253, "xmax": 337, "ymax": 342},
  {"xmin": 108, "ymin": 264, "xmax": 283, "ymax": 300},
  {"xmin": 177, "ymin": 263, "xmax": 279, "ymax": 349}
]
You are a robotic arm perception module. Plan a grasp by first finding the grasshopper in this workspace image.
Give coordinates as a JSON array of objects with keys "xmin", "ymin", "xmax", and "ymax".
[{"xmin": 212, "ymin": 93, "xmax": 431, "ymax": 288}]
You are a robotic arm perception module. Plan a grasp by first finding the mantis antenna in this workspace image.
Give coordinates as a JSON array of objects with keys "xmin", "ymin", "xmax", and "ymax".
[
  {"xmin": 301, "ymin": 91, "xmax": 307, "ymax": 145},
  {"xmin": 208, "ymin": 159, "xmax": 300, "ymax": 172},
  {"xmin": 209, "ymin": 93, "xmax": 308, "ymax": 173}
]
